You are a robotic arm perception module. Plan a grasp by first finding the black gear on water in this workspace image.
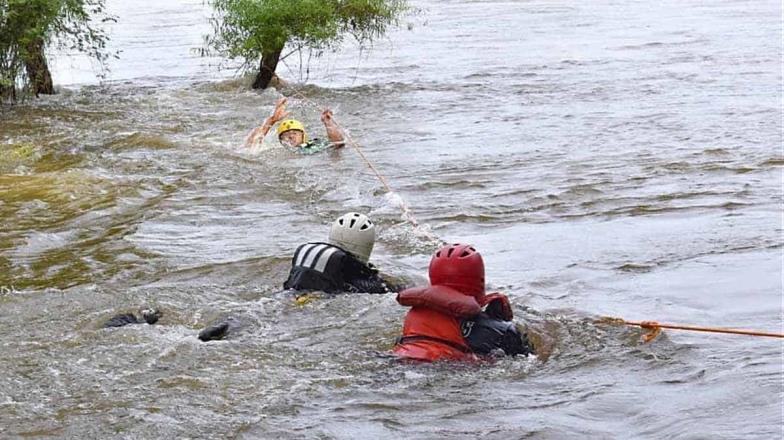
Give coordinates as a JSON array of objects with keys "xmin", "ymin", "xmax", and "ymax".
[
  {"xmin": 103, "ymin": 308, "xmax": 161, "ymax": 328},
  {"xmin": 461, "ymin": 313, "xmax": 535, "ymax": 357},
  {"xmin": 141, "ymin": 308, "xmax": 160, "ymax": 324},
  {"xmin": 196, "ymin": 243, "xmax": 404, "ymax": 343},
  {"xmin": 103, "ymin": 313, "xmax": 142, "ymax": 328},
  {"xmin": 198, "ymin": 321, "xmax": 230, "ymax": 342},
  {"xmin": 284, "ymin": 242, "xmax": 400, "ymax": 294}
]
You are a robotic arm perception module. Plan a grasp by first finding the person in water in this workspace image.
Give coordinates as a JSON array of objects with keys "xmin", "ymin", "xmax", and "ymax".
[
  {"xmin": 198, "ymin": 212, "xmax": 400, "ymax": 342},
  {"xmin": 245, "ymin": 97, "xmax": 345, "ymax": 154},
  {"xmin": 393, "ymin": 243, "xmax": 534, "ymax": 362},
  {"xmin": 283, "ymin": 212, "xmax": 398, "ymax": 294}
]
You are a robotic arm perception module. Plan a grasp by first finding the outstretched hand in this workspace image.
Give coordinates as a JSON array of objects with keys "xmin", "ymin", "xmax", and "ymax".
[
  {"xmin": 321, "ymin": 108, "xmax": 345, "ymax": 147},
  {"xmin": 245, "ymin": 97, "xmax": 291, "ymax": 147},
  {"xmin": 270, "ymin": 97, "xmax": 290, "ymax": 123},
  {"xmin": 320, "ymin": 109, "xmax": 336, "ymax": 126}
]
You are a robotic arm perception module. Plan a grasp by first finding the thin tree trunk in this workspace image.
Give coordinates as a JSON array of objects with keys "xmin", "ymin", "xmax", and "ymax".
[
  {"xmin": 24, "ymin": 38, "xmax": 55, "ymax": 96},
  {"xmin": 0, "ymin": 83, "xmax": 15, "ymax": 102},
  {"xmin": 252, "ymin": 46, "xmax": 283, "ymax": 90}
]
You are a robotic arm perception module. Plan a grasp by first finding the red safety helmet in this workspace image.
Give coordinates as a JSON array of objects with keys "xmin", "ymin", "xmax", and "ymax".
[{"xmin": 428, "ymin": 243, "xmax": 485, "ymax": 299}]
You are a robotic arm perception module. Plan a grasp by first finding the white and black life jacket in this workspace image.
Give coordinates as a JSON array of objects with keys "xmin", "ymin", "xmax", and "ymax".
[{"xmin": 283, "ymin": 242, "xmax": 395, "ymax": 294}]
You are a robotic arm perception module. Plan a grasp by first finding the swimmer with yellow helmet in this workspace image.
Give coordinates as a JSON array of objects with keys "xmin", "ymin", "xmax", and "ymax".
[{"xmin": 244, "ymin": 97, "xmax": 345, "ymax": 154}]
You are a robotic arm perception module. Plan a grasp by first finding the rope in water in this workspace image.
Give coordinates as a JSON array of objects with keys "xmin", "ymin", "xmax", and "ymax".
[
  {"xmin": 285, "ymin": 86, "xmax": 422, "ymax": 228},
  {"xmin": 596, "ymin": 316, "xmax": 784, "ymax": 339},
  {"xmin": 274, "ymin": 88, "xmax": 781, "ymax": 336}
]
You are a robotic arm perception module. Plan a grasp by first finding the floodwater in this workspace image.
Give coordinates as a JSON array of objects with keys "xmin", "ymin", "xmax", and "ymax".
[{"xmin": 1, "ymin": 0, "xmax": 782, "ymax": 438}]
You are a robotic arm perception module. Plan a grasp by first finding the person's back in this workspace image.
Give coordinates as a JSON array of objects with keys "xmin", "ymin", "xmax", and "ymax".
[
  {"xmin": 199, "ymin": 212, "xmax": 398, "ymax": 342},
  {"xmin": 284, "ymin": 241, "xmax": 349, "ymax": 293},
  {"xmin": 394, "ymin": 302, "xmax": 476, "ymax": 362},
  {"xmin": 283, "ymin": 213, "xmax": 396, "ymax": 295},
  {"xmin": 394, "ymin": 243, "xmax": 534, "ymax": 362}
]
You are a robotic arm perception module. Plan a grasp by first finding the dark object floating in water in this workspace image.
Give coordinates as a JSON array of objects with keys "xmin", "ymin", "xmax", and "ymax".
[
  {"xmin": 103, "ymin": 308, "xmax": 161, "ymax": 328},
  {"xmin": 198, "ymin": 321, "xmax": 230, "ymax": 342}
]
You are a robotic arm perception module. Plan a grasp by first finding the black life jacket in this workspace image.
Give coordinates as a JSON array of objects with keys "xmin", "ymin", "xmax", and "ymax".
[{"xmin": 283, "ymin": 242, "xmax": 394, "ymax": 294}]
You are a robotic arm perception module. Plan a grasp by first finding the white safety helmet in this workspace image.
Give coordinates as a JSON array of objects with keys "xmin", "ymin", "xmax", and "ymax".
[{"xmin": 328, "ymin": 212, "xmax": 376, "ymax": 263}]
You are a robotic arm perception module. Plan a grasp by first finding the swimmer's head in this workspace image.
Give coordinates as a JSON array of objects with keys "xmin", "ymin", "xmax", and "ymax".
[
  {"xmin": 428, "ymin": 243, "xmax": 485, "ymax": 300},
  {"xmin": 328, "ymin": 212, "xmax": 376, "ymax": 263},
  {"xmin": 277, "ymin": 119, "xmax": 307, "ymax": 147}
]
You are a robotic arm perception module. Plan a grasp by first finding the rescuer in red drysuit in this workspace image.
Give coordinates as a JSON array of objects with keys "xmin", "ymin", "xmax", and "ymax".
[{"xmin": 393, "ymin": 243, "xmax": 534, "ymax": 362}]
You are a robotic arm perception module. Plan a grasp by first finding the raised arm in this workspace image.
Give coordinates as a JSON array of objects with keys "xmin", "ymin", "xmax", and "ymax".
[
  {"xmin": 320, "ymin": 109, "xmax": 345, "ymax": 148},
  {"xmin": 245, "ymin": 97, "xmax": 290, "ymax": 147}
]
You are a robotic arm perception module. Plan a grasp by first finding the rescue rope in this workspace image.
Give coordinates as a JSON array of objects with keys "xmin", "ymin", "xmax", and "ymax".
[
  {"xmin": 285, "ymin": 87, "xmax": 422, "ymax": 228},
  {"xmin": 596, "ymin": 316, "xmax": 784, "ymax": 339}
]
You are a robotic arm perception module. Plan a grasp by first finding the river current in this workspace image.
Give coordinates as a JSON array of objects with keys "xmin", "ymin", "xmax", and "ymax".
[{"xmin": 0, "ymin": 1, "xmax": 782, "ymax": 439}]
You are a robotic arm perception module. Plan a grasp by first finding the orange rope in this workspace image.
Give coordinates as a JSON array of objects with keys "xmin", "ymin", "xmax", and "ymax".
[{"xmin": 596, "ymin": 316, "xmax": 784, "ymax": 339}]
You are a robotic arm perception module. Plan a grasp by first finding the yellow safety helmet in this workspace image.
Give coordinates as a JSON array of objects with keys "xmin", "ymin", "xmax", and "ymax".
[{"xmin": 277, "ymin": 119, "xmax": 307, "ymax": 142}]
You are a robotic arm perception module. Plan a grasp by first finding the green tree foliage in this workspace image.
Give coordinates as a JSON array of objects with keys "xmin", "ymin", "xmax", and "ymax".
[
  {"xmin": 0, "ymin": 0, "xmax": 114, "ymax": 101},
  {"xmin": 208, "ymin": 0, "xmax": 408, "ymax": 89}
]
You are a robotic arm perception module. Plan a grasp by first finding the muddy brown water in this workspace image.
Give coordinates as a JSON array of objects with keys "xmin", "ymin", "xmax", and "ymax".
[{"xmin": 0, "ymin": 0, "xmax": 781, "ymax": 438}]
